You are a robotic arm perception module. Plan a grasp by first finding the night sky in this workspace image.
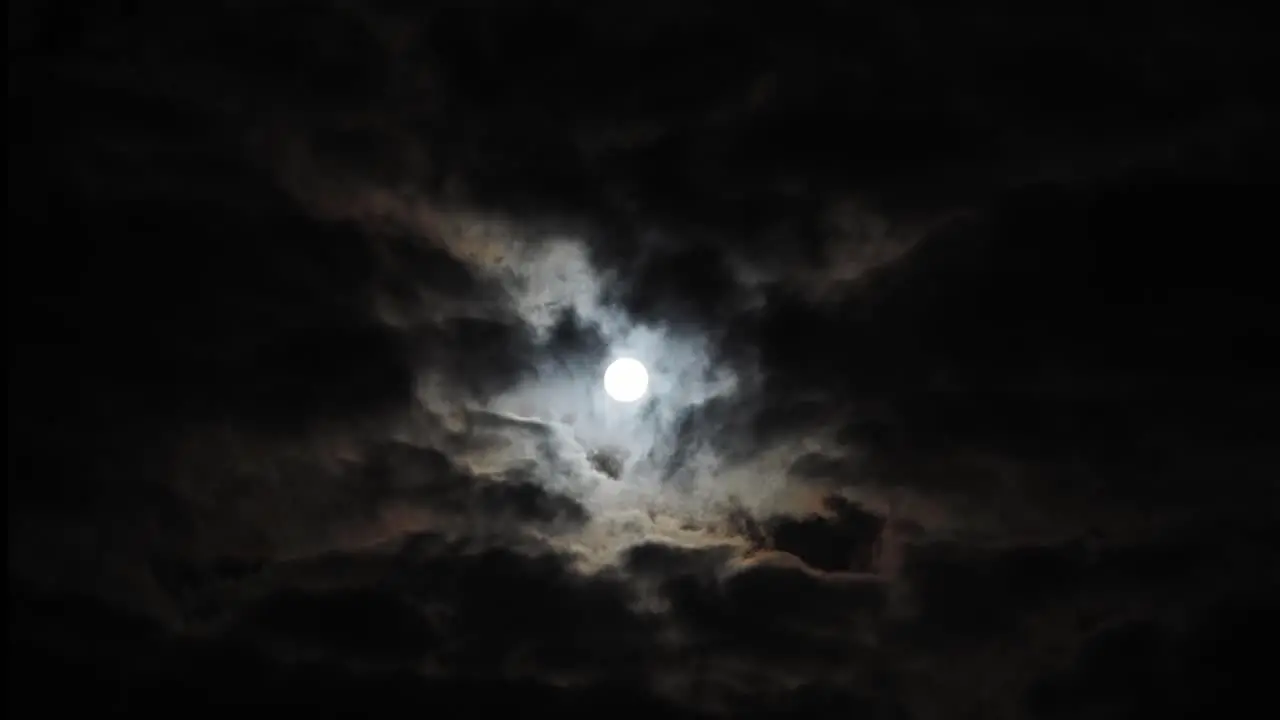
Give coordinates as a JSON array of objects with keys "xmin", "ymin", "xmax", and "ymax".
[{"xmin": 8, "ymin": 3, "xmax": 1277, "ymax": 718}]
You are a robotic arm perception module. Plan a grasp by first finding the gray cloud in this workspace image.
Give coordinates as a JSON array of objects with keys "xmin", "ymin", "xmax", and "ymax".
[{"xmin": 9, "ymin": 1, "xmax": 1275, "ymax": 717}]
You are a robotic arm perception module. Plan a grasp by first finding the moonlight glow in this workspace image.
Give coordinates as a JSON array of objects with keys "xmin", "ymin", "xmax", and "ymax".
[{"xmin": 603, "ymin": 358, "xmax": 649, "ymax": 403}]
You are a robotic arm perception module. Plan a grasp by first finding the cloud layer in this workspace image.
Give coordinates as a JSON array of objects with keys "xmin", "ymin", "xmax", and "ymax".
[{"xmin": 9, "ymin": 2, "xmax": 1276, "ymax": 717}]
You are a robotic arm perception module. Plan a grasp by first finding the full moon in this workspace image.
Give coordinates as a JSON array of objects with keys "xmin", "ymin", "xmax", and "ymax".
[{"xmin": 603, "ymin": 357, "xmax": 649, "ymax": 403}]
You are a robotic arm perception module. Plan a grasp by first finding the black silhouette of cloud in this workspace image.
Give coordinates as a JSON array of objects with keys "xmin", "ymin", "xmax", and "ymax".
[{"xmin": 9, "ymin": 2, "xmax": 1275, "ymax": 717}]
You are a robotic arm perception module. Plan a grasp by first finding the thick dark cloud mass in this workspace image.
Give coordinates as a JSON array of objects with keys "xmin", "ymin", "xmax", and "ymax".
[{"xmin": 9, "ymin": 2, "xmax": 1276, "ymax": 717}]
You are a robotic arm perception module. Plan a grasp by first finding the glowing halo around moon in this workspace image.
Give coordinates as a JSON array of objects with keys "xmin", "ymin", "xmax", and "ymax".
[{"xmin": 603, "ymin": 357, "xmax": 649, "ymax": 403}]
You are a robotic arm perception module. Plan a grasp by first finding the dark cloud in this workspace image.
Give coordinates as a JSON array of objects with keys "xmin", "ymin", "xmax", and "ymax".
[
  {"xmin": 614, "ymin": 245, "xmax": 744, "ymax": 328},
  {"xmin": 9, "ymin": 1, "xmax": 1276, "ymax": 717},
  {"xmin": 766, "ymin": 497, "xmax": 885, "ymax": 573},
  {"xmin": 365, "ymin": 441, "xmax": 590, "ymax": 529}
]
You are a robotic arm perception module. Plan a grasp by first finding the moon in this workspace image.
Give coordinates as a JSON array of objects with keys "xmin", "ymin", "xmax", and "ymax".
[{"xmin": 603, "ymin": 357, "xmax": 649, "ymax": 403}]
